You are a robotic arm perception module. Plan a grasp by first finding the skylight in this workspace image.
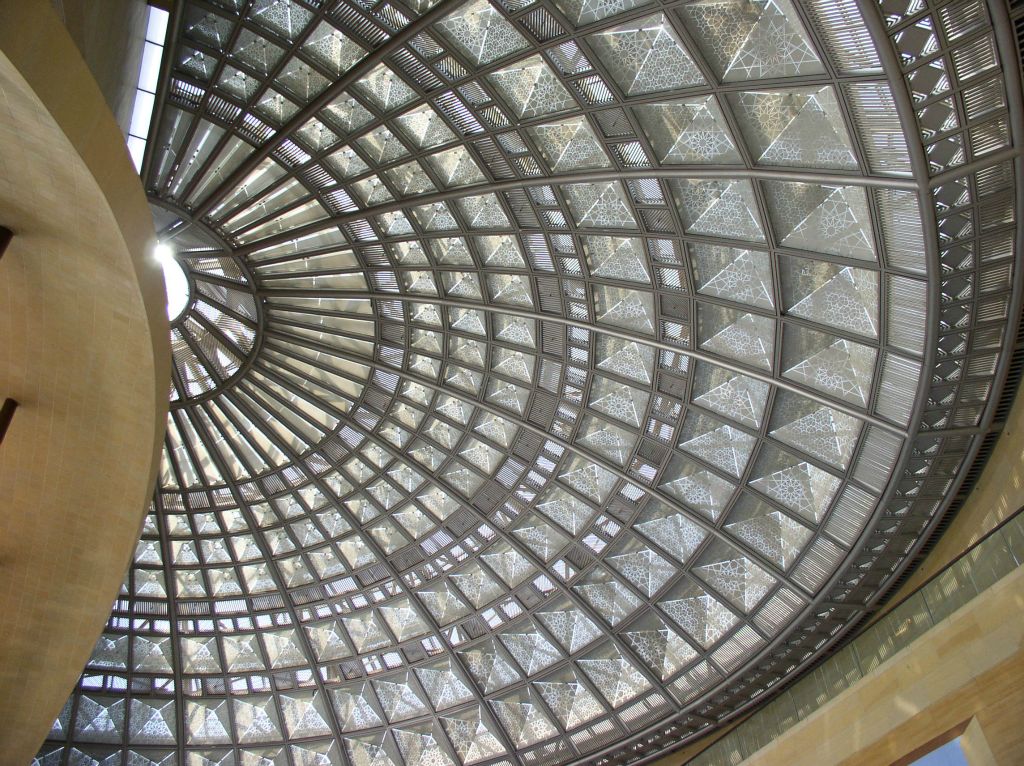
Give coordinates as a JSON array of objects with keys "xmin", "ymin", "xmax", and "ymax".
[
  {"xmin": 155, "ymin": 243, "xmax": 189, "ymax": 322},
  {"xmin": 126, "ymin": 6, "xmax": 169, "ymax": 171},
  {"xmin": 34, "ymin": 1, "xmax": 1024, "ymax": 765}
]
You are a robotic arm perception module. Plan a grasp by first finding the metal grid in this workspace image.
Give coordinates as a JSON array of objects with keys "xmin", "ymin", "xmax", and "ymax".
[{"xmin": 34, "ymin": 1, "xmax": 1024, "ymax": 765}]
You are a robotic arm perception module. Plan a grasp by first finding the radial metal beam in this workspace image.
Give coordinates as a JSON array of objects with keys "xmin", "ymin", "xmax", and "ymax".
[
  {"xmin": 229, "ymin": 164, "xmax": 917, "ymax": 255},
  {"xmin": 169, "ymin": 404, "xmax": 357, "ymax": 766},
  {"xmin": 190, "ymin": 0, "xmax": 472, "ymax": 220},
  {"xmin": 260, "ymin": 325, "xmax": 810, "ymax": 596},
  {"xmin": 223, "ymin": 379, "xmax": 665, "ymax": 750},
  {"xmin": 261, "ymin": 287, "xmax": 911, "ymax": 438}
]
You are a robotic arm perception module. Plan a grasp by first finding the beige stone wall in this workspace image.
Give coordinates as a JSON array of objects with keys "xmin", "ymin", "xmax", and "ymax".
[{"xmin": 741, "ymin": 565, "xmax": 1024, "ymax": 766}]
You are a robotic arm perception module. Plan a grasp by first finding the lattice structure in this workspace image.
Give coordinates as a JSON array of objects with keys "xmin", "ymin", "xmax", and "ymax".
[{"xmin": 35, "ymin": 1, "xmax": 1024, "ymax": 765}]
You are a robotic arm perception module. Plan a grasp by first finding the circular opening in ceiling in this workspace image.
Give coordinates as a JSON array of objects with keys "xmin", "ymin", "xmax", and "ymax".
[{"xmin": 156, "ymin": 243, "xmax": 189, "ymax": 322}]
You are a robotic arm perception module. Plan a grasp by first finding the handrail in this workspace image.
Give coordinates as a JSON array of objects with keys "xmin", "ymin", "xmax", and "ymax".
[
  {"xmin": 869, "ymin": 503, "xmax": 1024, "ymax": 622},
  {"xmin": 680, "ymin": 503, "xmax": 1024, "ymax": 765}
]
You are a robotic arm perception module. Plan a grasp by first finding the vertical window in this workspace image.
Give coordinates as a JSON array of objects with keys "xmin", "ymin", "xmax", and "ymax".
[{"xmin": 127, "ymin": 6, "xmax": 169, "ymax": 171}]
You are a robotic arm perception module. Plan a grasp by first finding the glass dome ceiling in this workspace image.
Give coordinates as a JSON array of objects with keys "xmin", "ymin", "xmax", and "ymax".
[{"xmin": 37, "ymin": 0, "xmax": 1024, "ymax": 765}]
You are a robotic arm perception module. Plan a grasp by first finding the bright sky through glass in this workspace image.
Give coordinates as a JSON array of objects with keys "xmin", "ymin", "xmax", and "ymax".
[
  {"xmin": 126, "ymin": 6, "xmax": 169, "ymax": 170},
  {"xmin": 910, "ymin": 738, "xmax": 969, "ymax": 766},
  {"xmin": 156, "ymin": 243, "xmax": 188, "ymax": 321}
]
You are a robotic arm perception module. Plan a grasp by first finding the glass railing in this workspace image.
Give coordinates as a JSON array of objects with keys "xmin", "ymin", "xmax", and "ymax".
[{"xmin": 687, "ymin": 508, "xmax": 1024, "ymax": 765}]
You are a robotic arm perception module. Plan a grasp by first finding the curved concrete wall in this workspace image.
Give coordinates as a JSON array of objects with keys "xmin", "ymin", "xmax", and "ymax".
[
  {"xmin": 0, "ymin": 1, "xmax": 170, "ymax": 761},
  {"xmin": 50, "ymin": 0, "xmax": 149, "ymax": 139}
]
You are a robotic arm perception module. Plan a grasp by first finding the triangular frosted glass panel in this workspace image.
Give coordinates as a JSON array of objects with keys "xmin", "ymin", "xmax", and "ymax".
[
  {"xmin": 622, "ymin": 611, "xmax": 700, "ymax": 680},
  {"xmin": 587, "ymin": 13, "xmax": 706, "ymax": 95},
  {"xmin": 416, "ymin": 659, "xmax": 476, "ymax": 711},
  {"xmin": 606, "ymin": 535, "xmax": 678, "ymax": 597},
  {"xmin": 488, "ymin": 55, "xmax": 576, "ymax": 118},
  {"xmin": 380, "ymin": 597, "xmax": 430, "ymax": 642},
  {"xmin": 392, "ymin": 723, "xmax": 456, "ymax": 766},
  {"xmin": 693, "ymin": 540, "xmax": 777, "ymax": 612},
  {"xmin": 439, "ymin": 707, "xmax": 508, "ymax": 764},
  {"xmin": 537, "ymin": 485, "xmax": 601, "ymax": 533},
  {"xmin": 634, "ymin": 97, "xmax": 741, "ymax": 164},
  {"xmin": 427, "ymin": 146, "xmax": 486, "ymax": 188},
  {"xmin": 595, "ymin": 335, "xmax": 655, "ymax": 384},
  {"xmin": 564, "ymin": 182, "xmax": 638, "ymax": 229},
  {"xmin": 561, "ymin": 454, "xmax": 614, "ymax": 507},
  {"xmin": 728, "ymin": 87, "xmax": 857, "ymax": 170},
  {"xmin": 594, "ymin": 285, "xmax": 655, "ymax": 334},
  {"xmin": 679, "ymin": 0, "xmax": 824, "ymax": 81},
  {"xmin": 499, "ymin": 620, "xmax": 563, "ymax": 676},
  {"xmin": 351, "ymin": 64, "xmax": 415, "ymax": 112},
  {"xmin": 459, "ymin": 639, "xmax": 523, "ymax": 694},
  {"xmin": 659, "ymin": 455, "xmax": 736, "ymax": 522},
  {"xmin": 330, "ymin": 683, "xmax": 385, "ymax": 732},
  {"xmin": 782, "ymin": 326, "xmax": 878, "ymax": 407},
  {"xmin": 435, "ymin": 0, "xmax": 529, "ymax": 66},
  {"xmin": 573, "ymin": 567, "xmax": 643, "ymax": 626},
  {"xmin": 634, "ymin": 498, "xmax": 708, "ymax": 564},
  {"xmin": 691, "ymin": 362, "xmax": 770, "ymax": 428},
  {"xmin": 583, "ymin": 236, "xmax": 651, "ymax": 283},
  {"xmin": 536, "ymin": 597, "xmax": 604, "ymax": 653},
  {"xmin": 769, "ymin": 392, "xmax": 862, "ymax": 469},
  {"xmin": 373, "ymin": 673, "xmax": 430, "ymax": 723},
  {"xmin": 690, "ymin": 243, "xmax": 774, "ymax": 310},
  {"xmin": 576, "ymin": 414, "xmax": 637, "ymax": 466},
  {"xmin": 780, "ymin": 256, "xmax": 879, "ymax": 338},
  {"xmin": 553, "ymin": 0, "xmax": 655, "ymax": 26},
  {"xmin": 657, "ymin": 579, "xmax": 738, "ymax": 648},
  {"xmin": 698, "ymin": 305, "xmax": 775, "ymax": 371},
  {"xmin": 279, "ymin": 691, "xmax": 332, "ymax": 738},
  {"xmin": 748, "ymin": 445, "xmax": 841, "ymax": 523},
  {"xmin": 528, "ymin": 117, "xmax": 610, "ymax": 171},
  {"xmin": 513, "ymin": 515, "xmax": 571, "ymax": 561},
  {"xmin": 394, "ymin": 104, "xmax": 457, "ymax": 150},
  {"xmin": 345, "ymin": 733, "xmax": 401, "ymax": 766},
  {"xmin": 533, "ymin": 667, "xmax": 606, "ymax": 729},
  {"xmin": 764, "ymin": 182, "xmax": 877, "ymax": 261},
  {"xmin": 671, "ymin": 179, "xmax": 765, "ymax": 242},
  {"xmin": 450, "ymin": 560, "xmax": 505, "ymax": 609},
  {"xmin": 481, "ymin": 541, "xmax": 536, "ymax": 588},
  {"xmin": 578, "ymin": 643, "xmax": 653, "ymax": 706},
  {"xmin": 588, "ymin": 374, "xmax": 650, "ymax": 427},
  {"xmin": 679, "ymin": 412, "xmax": 757, "ymax": 478},
  {"xmin": 724, "ymin": 496, "xmax": 813, "ymax": 570},
  {"xmin": 489, "ymin": 689, "xmax": 558, "ymax": 747},
  {"xmin": 232, "ymin": 695, "xmax": 282, "ymax": 744}
]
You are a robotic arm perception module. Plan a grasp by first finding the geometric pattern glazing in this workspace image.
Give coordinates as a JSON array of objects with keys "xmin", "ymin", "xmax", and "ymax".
[{"xmin": 36, "ymin": 1, "xmax": 1024, "ymax": 765}]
